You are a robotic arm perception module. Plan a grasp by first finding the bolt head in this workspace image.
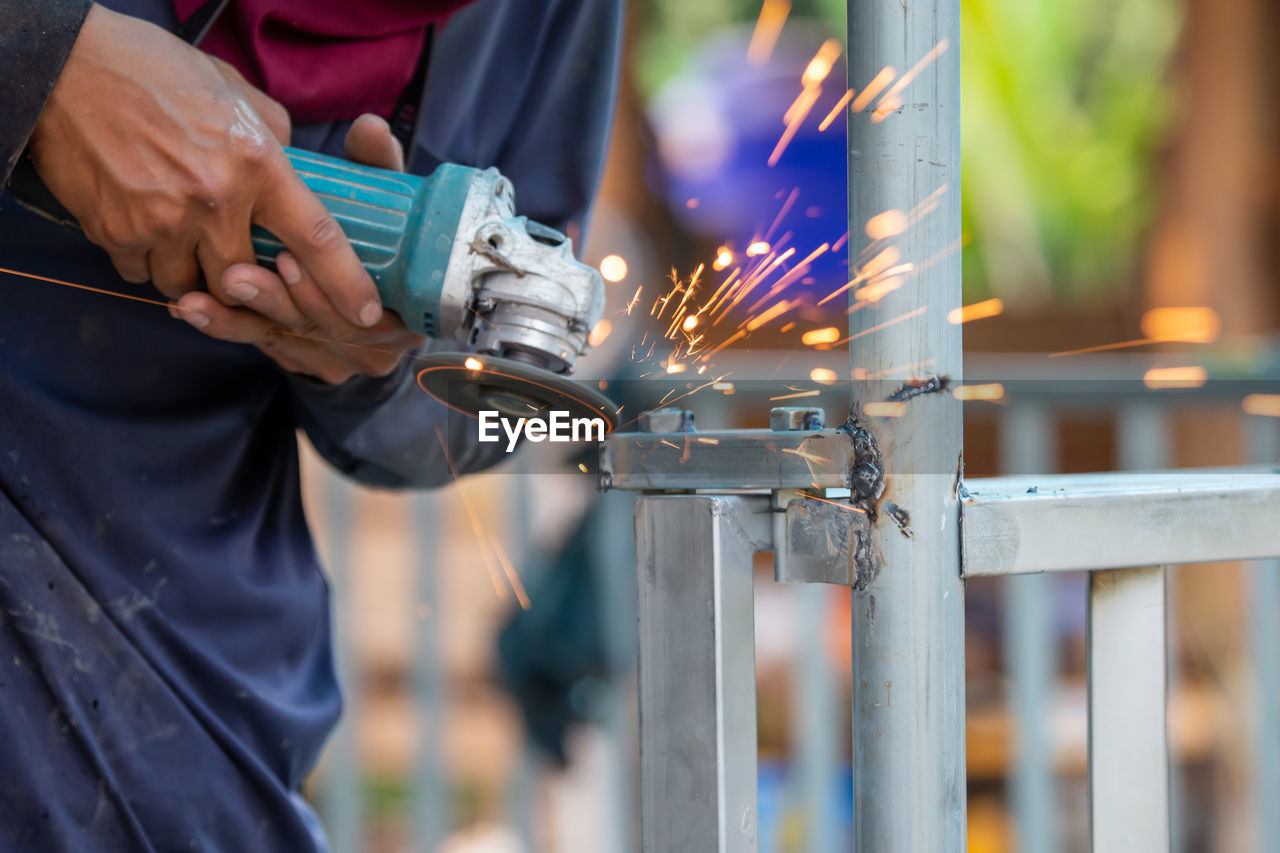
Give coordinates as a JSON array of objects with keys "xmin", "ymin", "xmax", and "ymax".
[
  {"xmin": 770, "ymin": 406, "xmax": 826, "ymax": 431},
  {"xmin": 638, "ymin": 408, "xmax": 695, "ymax": 433}
]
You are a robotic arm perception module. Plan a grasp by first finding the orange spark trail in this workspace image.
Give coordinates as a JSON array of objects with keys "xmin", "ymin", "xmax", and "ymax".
[
  {"xmin": 765, "ymin": 187, "xmax": 800, "ymax": 242},
  {"xmin": 831, "ymin": 306, "xmax": 927, "ymax": 347},
  {"xmin": 489, "ymin": 537, "xmax": 532, "ymax": 610},
  {"xmin": 818, "ymin": 89, "xmax": 854, "ymax": 131},
  {"xmin": 872, "ymin": 39, "xmax": 949, "ymax": 123},
  {"xmin": 851, "ymin": 66, "xmax": 896, "ymax": 112},
  {"xmin": 745, "ymin": 242, "xmax": 829, "ymax": 313},
  {"xmin": 769, "ymin": 87, "xmax": 820, "ymax": 166},
  {"xmin": 747, "ymin": 0, "xmax": 791, "ymax": 67},
  {"xmin": 433, "ymin": 427, "xmax": 508, "ymax": 601},
  {"xmin": 1048, "ymin": 338, "xmax": 1163, "ymax": 358}
]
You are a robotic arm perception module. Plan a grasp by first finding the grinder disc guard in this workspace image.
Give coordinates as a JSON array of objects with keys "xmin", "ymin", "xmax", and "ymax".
[{"xmin": 416, "ymin": 353, "xmax": 620, "ymax": 431}]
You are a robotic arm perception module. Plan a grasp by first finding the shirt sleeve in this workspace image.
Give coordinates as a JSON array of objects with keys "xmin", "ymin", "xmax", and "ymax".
[
  {"xmin": 285, "ymin": 0, "xmax": 623, "ymax": 490},
  {"xmin": 286, "ymin": 339, "xmax": 510, "ymax": 489},
  {"xmin": 0, "ymin": 0, "xmax": 93, "ymax": 186}
]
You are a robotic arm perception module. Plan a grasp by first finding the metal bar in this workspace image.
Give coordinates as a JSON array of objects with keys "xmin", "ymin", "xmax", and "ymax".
[
  {"xmin": 962, "ymin": 467, "xmax": 1280, "ymax": 576},
  {"xmin": 792, "ymin": 584, "xmax": 840, "ymax": 852},
  {"xmin": 999, "ymin": 404, "xmax": 1060, "ymax": 853},
  {"xmin": 1244, "ymin": 415, "xmax": 1280, "ymax": 851},
  {"xmin": 847, "ymin": 0, "xmax": 966, "ymax": 847},
  {"xmin": 601, "ymin": 428, "xmax": 856, "ymax": 491},
  {"xmin": 1116, "ymin": 403, "xmax": 1180, "ymax": 853},
  {"xmin": 319, "ymin": 473, "xmax": 362, "ymax": 853},
  {"xmin": 1087, "ymin": 566, "xmax": 1170, "ymax": 852},
  {"xmin": 590, "ymin": 489, "xmax": 639, "ymax": 853},
  {"xmin": 410, "ymin": 489, "xmax": 448, "ymax": 852},
  {"xmin": 635, "ymin": 494, "xmax": 770, "ymax": 852}
]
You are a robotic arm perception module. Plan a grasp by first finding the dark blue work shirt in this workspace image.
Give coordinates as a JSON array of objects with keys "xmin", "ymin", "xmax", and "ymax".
[{"xmin": 0, "ymin": 0, "xmax": 620, "ymax": 849}]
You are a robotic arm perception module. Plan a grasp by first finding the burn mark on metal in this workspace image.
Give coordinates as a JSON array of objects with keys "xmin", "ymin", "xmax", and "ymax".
[
  {"xmin": 885, "ymin": 502, "xmax": 912, "ymax": 538},
  {"xmin": 886, "ymin": 374, "xmax": 950, "ymax": 404}
]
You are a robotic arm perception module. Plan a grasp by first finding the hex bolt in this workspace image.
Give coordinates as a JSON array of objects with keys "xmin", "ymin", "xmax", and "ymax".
[
  {"xmin": 638, "ymin": 408, "xmax": 695, "ymax": 433},
  {"xmin": 770, "ymin": 406, "xmax": 825, "ymax": 431}
]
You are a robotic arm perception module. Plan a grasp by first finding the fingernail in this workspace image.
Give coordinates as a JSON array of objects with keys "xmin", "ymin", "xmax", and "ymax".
[
  {"xmin": 277, "ymin": 254, "xmax": 301, "ymax": 284},
  {"xmin": 182, "ymin": 310, "xmax": 211, "ymax": 329},
  {"xmin": 226, "ymin": 281, "xmax": 258, "ymax": 302},
  {"xmin": 358, "ymin": 299, "xmax": 382, "ymax": 327}
]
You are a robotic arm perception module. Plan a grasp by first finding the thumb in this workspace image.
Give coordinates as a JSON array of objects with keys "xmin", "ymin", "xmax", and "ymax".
[{"xmin": 344, "ymin": 114, "xmax": 406, "ymax": 172}]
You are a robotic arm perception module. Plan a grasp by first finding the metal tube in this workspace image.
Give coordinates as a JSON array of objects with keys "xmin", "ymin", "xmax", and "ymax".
[
  {"xmin": 1087, "ymin": 566, "xmax": 1170, "ymax": 852},
  {"xmin": 1000, "ymin": 404, "xmax": 1060, "ymax": 853},
  {"xmin": 1244, "ymin": 414, "xmax": 1280, "ymax": 850},
  {"xmin": 410, "ymin": 490, "xmax": 448, "ymax": 853},
  {"xmin": 635, "ymin": 494, "xmax": 769, "ymax": 852},
  {"xmin": 792, "ymin": 584, "xmax": 840, "ymax": 852},
  {"xmin": 846, "ymin": 0, "xmax": 966, "ymax": 847},
  {"xmin": 319, "ymin": 473, "xmax": 362, "ymax": 853}
]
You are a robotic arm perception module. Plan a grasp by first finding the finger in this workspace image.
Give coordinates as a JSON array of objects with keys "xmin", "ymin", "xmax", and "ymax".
[
  {"xmin": 197, "ymin": 213, "xmax": 258, "ymax": 303},
  {"xmin": 175, "ymin": 290, "xmax": 360, "ymax": 383},
  {"xmin": 343, "ymin": 113, "xmax": 404, "ymax": 171},
  {"xmin": 253, "ymin": 167, "xmax": 382, "ymax": 328},
  {"xmin": 108, "ymin": 249, "xmax": 150, "ymax": 284},
  {"xmin": 218, "ymin": 262, "xmax": 313, "ymax": 332},
  {"xmin": 147, "ymin": 240, "xmax": 201, "ymax": 298}
]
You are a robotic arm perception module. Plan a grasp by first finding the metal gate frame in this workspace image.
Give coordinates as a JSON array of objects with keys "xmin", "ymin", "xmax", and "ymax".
[{"xmin": 598, "ymin": 0, "xmax": 1280, "ymax": 849}]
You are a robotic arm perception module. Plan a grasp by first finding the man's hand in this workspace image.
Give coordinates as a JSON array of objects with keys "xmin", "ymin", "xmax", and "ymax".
[
  {"xmin": 171, "ymin": 115, "xmax": 425, "ymax": 385},
  {"xmin": 28, "ymin": 4, "xmax": 383, "ymax": 328}
]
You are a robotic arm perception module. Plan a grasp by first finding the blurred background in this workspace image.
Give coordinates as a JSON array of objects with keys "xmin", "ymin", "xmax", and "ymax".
[{"xmin": 300, "ymin": 0, "xmax": 1280, "ymax": 850}]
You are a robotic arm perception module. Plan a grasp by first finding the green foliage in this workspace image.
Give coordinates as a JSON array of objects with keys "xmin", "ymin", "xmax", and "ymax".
[{"xmin": 960, "ymin": 0, "xmax": 1179, "ymax": 303}]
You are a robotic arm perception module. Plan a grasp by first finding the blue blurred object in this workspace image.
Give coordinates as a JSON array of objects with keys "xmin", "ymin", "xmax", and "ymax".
[{"xmin": 647, "ymin": 23, "xmax": 850, "ymax": 306}]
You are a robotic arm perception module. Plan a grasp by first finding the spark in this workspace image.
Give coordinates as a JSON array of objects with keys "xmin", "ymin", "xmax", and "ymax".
[
  {"xmin": 490, "ymin": 537, "xmax": 532, "ymax": 610},
  {"xmin": 625, "ymin": 285, "xmax": 643, "ymax": 315},
  {"xmin": 801, "ymin": 326, "xmax": 841, "ymax": 346},
  {"xmin": 948, "ymin": 298, "xmax": 1004, "ymax": 325},
  {"xmin": 682, "ymin": 314, "xmax": 699, "ymax": 332},
  {"xmin": 802, "ymin": 38, "xmax": 842, "ymax": 88},
  {"xmin": 765, "ymin": 188, "xmax": 800, "ymax": 242},
  {"xmin": 851, "ymin": 66, "xmax": 896, "ymax": 113},
  {"xmin": 746, "ymin": 241, "xmax": 771, "ymax": 257},
  {"xmin": 831, "ymin": 231, "xmax": 850, "ymax": 252},
  {"xmin": 660, "ymin": 439, "xmax": 681, "ymax": 450},
  {"xmin": 782, "ymin": 445, "xmax": 832, "ymax": 465},
  {"xmin": 831, "ymin": 306, "xmax": 927, "ymax": 346},
  {"xmin": 578, "ymin": 462, "xmax": 589, "ymax": 473},
  {"xmin": 865, "ymin": 209, "xmax": 909, "ymax": 240},
  {"xmin": 1140, "ymin": 307, "xmax": 1220, "ymax": 343},
  {"xmin": 667, "ymin": 362, "xmax": 687, "ymax": 374},
  {"xmin": 588, "ymin": 319, "xmax": 612, "ymax": 347},
  {"xmin": 810, "ymin": 367, "xmax": 838, "ymax": 384},
  {"xmin": 1049, "ymin": 338, "xmax": 1163, "ymax": 358},
  {"xmin": 745, "ymin": 242, "xmax": 830, "ymax": 313},
  {"xmin": 806, "ymin": 495, "xmax": 868, "ymax": 514},
  {"xmin": 685, "ymin": 198, "xmax": 700, "ymax": 209},
  {"xmin": 769, "ymin": 85, "xmax": 821, "ymax": 166},
  {"xmin": 464, "ymin": 356, "xmax": 484, "ymax": 371},
  {"xmin": 864, "ymin": 401, "xmax": 905, "ymax": 417},
  {"xmin": 434, "ymin": 427, "xmax": 507, "ymax": 601},
  {"xmin": 599, "ymin": 254, "xmax": 628, "ymax": 282},
  {"xmin": 713, "ymin": 246, "xmax": 734, "ymax": 271},
  {"xmin": 745, "ymin": 299, "xmax": 795, "ymax": 331},
  {"xmin": 817, "ymin": 246, "xmax": 901, "ymax": 306},
  {"xmin": 952, "ymin": 383, "xmax": 1005, "ymax": 401},
  {"xmin": 1143, "ymin": 366, "xmax": 1207, "ymax": 389},
  {"xmin": 818, "ymin": 89, "xmax": 854, "ymax": 131},
  {"xmin": 747, "ymin": 0, "xmax": 791, "ymax": 67},
  {"xmin": 696, "ymin": 437, "xmax": 721, "ymax": 445},
  {"xmin": 779, "ymin": 322, "xmax": 796, "ymax": 333},
  {"xmin": 770, "ymin": 388, "xmax": 822, "ymax": 401},
  {"xmin": 713, "ymin": 382, "xmax": 735, "ymax": 394},
  {"xmin": 872, "ymin": 39, "xmax": 949, "ymax": 123},
  {"xmin": 1243, "ymin": 394, "xmax": 1280, "ymax": 417}
]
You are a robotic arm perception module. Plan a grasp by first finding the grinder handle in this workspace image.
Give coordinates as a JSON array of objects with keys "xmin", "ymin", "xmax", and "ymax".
[{"xmin": 5, "ymin": 147, "xmax": 477, "ymax": 339}]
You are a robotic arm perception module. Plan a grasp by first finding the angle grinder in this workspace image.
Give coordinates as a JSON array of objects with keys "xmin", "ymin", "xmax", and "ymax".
[{"xmin": 9, "ymin": 147, "xmax": 619, "ymax": 429}]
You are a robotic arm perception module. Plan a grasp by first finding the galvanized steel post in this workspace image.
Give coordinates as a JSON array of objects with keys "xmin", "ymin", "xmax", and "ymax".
[{"xmin": 846, "ymin": 0, "xmax": 967, "ymax": 848}]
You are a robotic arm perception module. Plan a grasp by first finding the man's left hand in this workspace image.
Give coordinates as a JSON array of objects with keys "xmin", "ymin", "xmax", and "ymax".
[{"xmin": 171, "ymin": 114, "xmax": 425, "ymax": 384}]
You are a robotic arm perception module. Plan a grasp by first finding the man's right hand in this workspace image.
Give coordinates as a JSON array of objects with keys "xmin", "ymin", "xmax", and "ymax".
[{"xmin": 26, "ymin": 4, "xmax": 384, "ymax": 328}]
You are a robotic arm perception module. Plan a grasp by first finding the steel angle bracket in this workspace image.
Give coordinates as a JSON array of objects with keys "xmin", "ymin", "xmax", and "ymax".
[
  {"xmin": 775, "ymin": 492, "xmax": 873, "ymax": 587},
  {"xmin": 598, "ymin": 427, "xmax": 861, "ymax": 492}
]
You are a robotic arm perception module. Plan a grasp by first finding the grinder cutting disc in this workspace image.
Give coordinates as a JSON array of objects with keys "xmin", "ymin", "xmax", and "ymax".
[{"xmin": 416, "ymin": 353, "xmax": 621, "ymax": 431}]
